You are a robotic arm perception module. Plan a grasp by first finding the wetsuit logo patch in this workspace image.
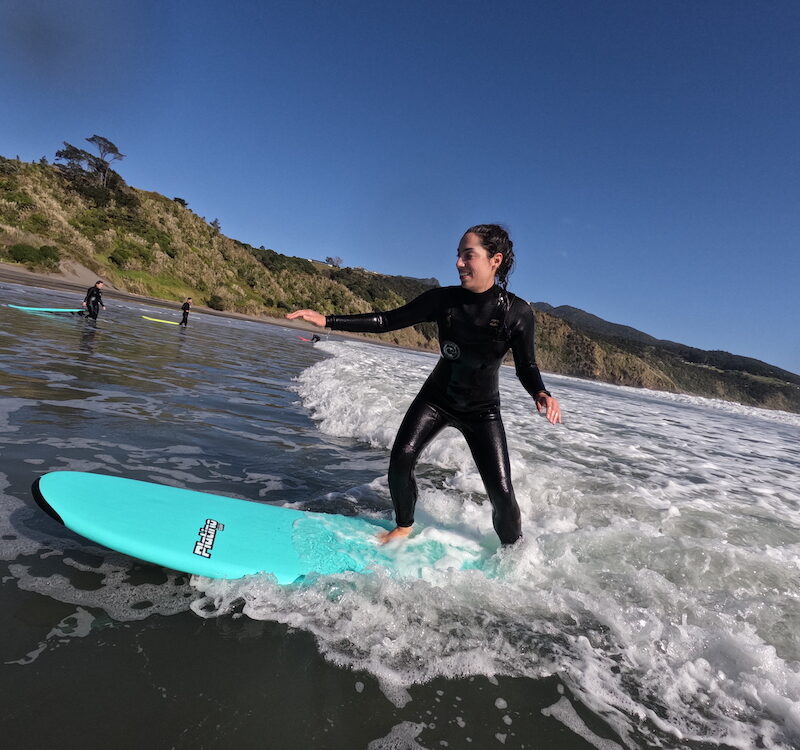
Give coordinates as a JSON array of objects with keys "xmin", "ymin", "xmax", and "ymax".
[
  {"xmin": 441, "ymin": 340, "xmax": 460, "ymax": 360},
  {"xmin": 193, "ymin": 518, "xmax": 224, "ymax": 558}
]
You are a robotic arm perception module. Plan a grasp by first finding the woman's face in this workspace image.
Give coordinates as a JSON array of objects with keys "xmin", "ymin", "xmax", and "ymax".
[{"xmin": 456, "ymin": 232, "xmax": 502, "ymax": 293}]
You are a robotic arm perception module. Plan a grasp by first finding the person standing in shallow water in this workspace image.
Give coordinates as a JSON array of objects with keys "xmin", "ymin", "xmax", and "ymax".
[
  {"xmin": 179, "ymin": 297, "xmax": 192, "ymax": 327},
  {"xmin": 287, "ymin": 224, "xmax": 562, "ymax": 546},
  {"xmin": 82, "ymin": 280, "xmax": 105, "ymax": 320}
]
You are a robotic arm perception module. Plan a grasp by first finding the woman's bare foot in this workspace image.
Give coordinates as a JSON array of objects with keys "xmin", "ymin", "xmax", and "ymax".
[{"xmin": 378, "ymin": 526, "xmax": 413, "ymax": 544}]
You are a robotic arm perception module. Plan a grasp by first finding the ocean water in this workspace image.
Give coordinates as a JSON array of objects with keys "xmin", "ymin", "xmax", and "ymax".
[{"xmin": 1, "ymin": 280, "xmax": 799, "ymax": 749}]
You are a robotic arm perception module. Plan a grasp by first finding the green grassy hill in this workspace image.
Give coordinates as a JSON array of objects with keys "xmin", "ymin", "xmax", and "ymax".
[
  {"xmin": 0, "ymin": 155, "xmax": 434, "ymax": 348},
  {"xmin": 2, "ymin": 154, "xmax": 797, "ymax": 412}
]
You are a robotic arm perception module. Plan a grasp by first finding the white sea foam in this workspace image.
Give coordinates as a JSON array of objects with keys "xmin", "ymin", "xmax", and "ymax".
[
  {"xmin": 193, "ymin": 339, "xmax": 800, "ymax": 748},
  {"xmin": 541, "ymin": 696, "xmax": 623, "ymax": 750},
  {"xmin": 366, "ymin": 721, "xmax": 428, "ymax": 749},
  {"xmin": 6, "ymin": 607, "xmax": 96, "ymax": 666}
]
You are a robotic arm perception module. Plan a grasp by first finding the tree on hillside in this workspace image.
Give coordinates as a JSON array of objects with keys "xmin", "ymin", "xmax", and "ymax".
[
  {"xmin": 86, "ymin": 135, "xmax": 125, "ymax": 186},
  {"xmin": 210, "ymin": 218, "xmax": 221, "ymax": 233},
  {"xmin": 55, "ymin": 142, "xmax": 95, "ymax": 175},
  {"xmin": 173, "ymin": 197, "xmax": 188, "ymax": 208},
  {"xmin": 55, "ymin": 134, "xmax": 125, "ymax": 187},
  {"xmin": 326, "ymin": 255, "xmax": 343, "ymax": 267}
]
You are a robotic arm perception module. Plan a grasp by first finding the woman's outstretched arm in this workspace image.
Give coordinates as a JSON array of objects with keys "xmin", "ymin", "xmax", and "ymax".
[{"xmin": 287, "ymin": 288, "xmax": 441, "ymax": 334}]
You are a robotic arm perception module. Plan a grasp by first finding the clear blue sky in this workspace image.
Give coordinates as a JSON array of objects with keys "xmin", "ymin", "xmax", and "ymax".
[{"xmin": 2, "ymin": 0, "xmax": 798, "ymax": 374}]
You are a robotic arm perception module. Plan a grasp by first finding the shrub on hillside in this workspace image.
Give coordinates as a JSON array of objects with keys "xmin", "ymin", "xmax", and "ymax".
[
  {"xmin": 108, "ymin": 236, "xmax": 153, "ymax": 268},
  {"xmin": 0, "ymin": 179, "xmax": 34, "ymax": 209},
  {"xmin": 0, "ymin": 156, "xmax": 20, "ymax": 174},
  {"xmin": 207, "ymin": 294, "xmax": 226, "ymax": 311},
  {"xmin": 21, "ymin": 212, "xmax": 49, "ymax": 234},
  {"xmin": 251, "ymin": 246, "xmax": 318, "ymax": 275},
  {"xmin": 70, "ymin": 208, "xmax": 110, "ymax": 237},
  {"xmin": 70, "ymin": 198, "xmax": 173, "ymax": 257},
  {"xmin": 5, "ymin": 243, "xmax": 60, "ymax": 270}
]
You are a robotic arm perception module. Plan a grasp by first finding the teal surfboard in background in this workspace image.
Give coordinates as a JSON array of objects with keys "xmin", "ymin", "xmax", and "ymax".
[
  {"xmin": 8, "ymin": 304, "xmax": 83, "ymax": 313},
  {"xmin": 32, "ymin": 471, "xmax": 486, "ymax": 582}
]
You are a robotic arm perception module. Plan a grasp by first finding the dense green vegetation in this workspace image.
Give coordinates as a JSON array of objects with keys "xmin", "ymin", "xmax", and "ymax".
[
  {"xmin": 6, "ymin": 242, "xmax": 60, "ymax": 270},
  {"xmin": 1, "ymin": 152, "xmax": 797, "ymax": 412}
]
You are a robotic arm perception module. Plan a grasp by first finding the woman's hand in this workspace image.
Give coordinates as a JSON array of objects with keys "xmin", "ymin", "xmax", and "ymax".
[
  {"xmin": 377, "ymin": 526, "xmax": 413, "ymax": 544},
  {"xmin": 285, "ymin": 309, "xmax": 326, "ymax": 327},
  {"xmin": 535, "ymin": 393, "xmax": 562, "ymax": 424}
]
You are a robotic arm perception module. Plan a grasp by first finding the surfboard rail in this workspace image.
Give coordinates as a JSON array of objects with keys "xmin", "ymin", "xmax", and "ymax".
[{"xmin": 31, "ymin": 476, "xmax": 65, "ymax": 524}]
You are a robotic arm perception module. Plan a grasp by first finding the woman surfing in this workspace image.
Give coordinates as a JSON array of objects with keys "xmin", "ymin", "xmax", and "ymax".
[{"xmin": 287, "ymin": 224, "xmax": 561, "ymax": 545}]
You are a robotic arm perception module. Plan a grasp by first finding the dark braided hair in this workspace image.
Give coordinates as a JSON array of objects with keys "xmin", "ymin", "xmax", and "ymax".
[{"xmin": 464, "ymin": 224, "xmax": 515, "ymax": 290}]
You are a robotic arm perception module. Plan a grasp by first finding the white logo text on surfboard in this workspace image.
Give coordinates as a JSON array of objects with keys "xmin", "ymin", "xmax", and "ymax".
[{"xmin": 193, "ymin": 518, "xmax": 224, "ymax": 558}]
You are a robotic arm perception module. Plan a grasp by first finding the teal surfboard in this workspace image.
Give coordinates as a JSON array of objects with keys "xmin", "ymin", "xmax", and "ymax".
[
  {"xmin": 32, "ymin": 471, "xmax": 486, "ymax": 582},
  {"xmin": 142, "ymin": 315, "xmax": 180, "ymax": 325},
  {"xmin": 8, "ymin": 304, "xmax": 83, "ymax": 313}
]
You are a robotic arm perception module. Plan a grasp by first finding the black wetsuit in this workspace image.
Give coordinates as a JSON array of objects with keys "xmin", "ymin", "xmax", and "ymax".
[
  {"xmin": 84, "ymin": 286, "xmax": 103, "ymax": 320},
  {"xmin": 180, "ymin": 302, "xmax": 190, "ymax": 326},
  {"xmin": 326, "ymin": 285, "xmax": 550, "ymax": 544}
]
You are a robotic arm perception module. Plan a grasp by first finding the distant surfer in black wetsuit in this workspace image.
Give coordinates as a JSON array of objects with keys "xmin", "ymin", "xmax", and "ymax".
[
  {"xmin": 180, "ymin": 297, "xmax": 192, "ymax": 327},
  {"xmin": 82, "ymin": 280, "xmax": 105, "ymax": 320},
  {"xmin": 287, "ymin": 224, "xmax": 562, "ymax": 545}
]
